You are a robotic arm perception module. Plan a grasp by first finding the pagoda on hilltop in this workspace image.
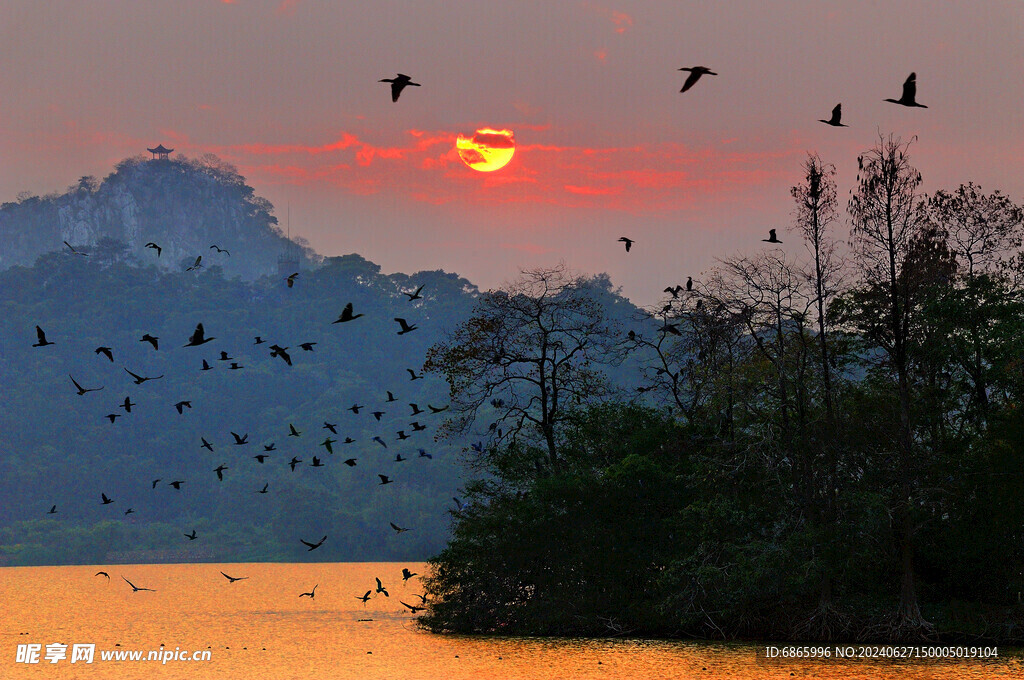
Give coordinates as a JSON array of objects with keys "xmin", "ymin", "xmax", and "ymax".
[{"xmin": 147, "ymin": 144, "xmax": 173, "ymax": 160}]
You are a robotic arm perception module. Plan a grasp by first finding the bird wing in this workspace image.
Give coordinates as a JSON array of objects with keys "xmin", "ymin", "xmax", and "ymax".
[
  {"xmin": 680, "ymin": 70, "xmax": 702, "ymax": 93},
  {"xmin": 390, "ymin": 81, "xmax": 403, "ymax": 102},
  {"xmin": 36, "ymin": 326, "xmax": 47, "ymax": 342},
  {"xmin": 831, "ymin": 103, "xmax": 842, "ymax": 123},
  {"xmin": 70, "ymin": 375, "xmax": 84, "ymax": 391}
]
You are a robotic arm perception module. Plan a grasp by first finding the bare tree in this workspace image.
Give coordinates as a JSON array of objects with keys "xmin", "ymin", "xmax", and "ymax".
[{"xmin": 424, "ymin": 264, "xmax": 622, "ymax": 474}]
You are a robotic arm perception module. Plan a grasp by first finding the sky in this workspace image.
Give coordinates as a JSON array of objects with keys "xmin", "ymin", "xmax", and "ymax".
[{"xmin": 1, "ymin": 1, "xmax": 1022, "ymax": 305}]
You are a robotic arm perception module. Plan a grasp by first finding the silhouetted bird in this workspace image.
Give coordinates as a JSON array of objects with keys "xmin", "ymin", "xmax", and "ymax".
[
  {"xmin": 145, "ymin": 242, "xmax": 162, "ymax": 257},
  {"xmin": 254, "ymin": 336, "xmax": 266, "ymax": 345},
  {"xmin": 210, "ymin": 245, "xmax": 230, "ymax": 255},
  {"xmin": 343, "ymin": 458, "xmax": 358, "ymax": 467},
  {"xmin": 386, "ymin": 391, "xmax": 397, "ymax": 402},
  {"xmin": 409, "ymin": 403, "xmax": 424, "ymax": 415},
  {"xmin": 356, "ymin": 590, "xmax": 372, "ymax": 604},
  {"xmin": 372, "ymin": 411, "xmax": 385, "ymax": 421},
  {"xmin": 323, "ymin": 421, "xmax": 338, "ymax": 434},
  {"xmin": 289, "ymin": 457, "xmax": 303, "ymax": 471},
  {"xmin": 169, "ymin": 481, "xmax": 184, "ymax": 490},
  {"xmin": 664, "ymin": 285, "xmax": 683, "ymax": 298},
  {"xmin": 229, "ymin": 362, "xmax": 243, "ymax": 370},
  {"xmin": 174, "ymin": 400, "xmax": 192, "ymax": 414},
  {"xmin": 378, "ymin": 474, "xmax": 393, "ymax": 485},
  {"xmin": 104, "ymin": 413, "xmax": 120, "ymax": 423},
  {"xmin": 63, "ymin": 241, "xmax": 88, "ymax": 256},
  {"xmin": 452, "ymin": 497, "xmax": 464, "ymax": 511},
  {"xmin": 310, "ymin": 456, "xmax": 324, "ymax": 467},
  {"xmin": 394, "ymin": 453, "xmax": 406, "ymax": 462},
  {"xmin": 263, "ymin": 443, "xmax": 276, "ymax": 451},
  {"xmin": 819, "ymin": 103, "xmax": 848, "ymax": 126},
  {"xmin": 407, "ymin": 369, "xmax": 423, "ymax": 381},
  {"xmin": 349, "ymin": 404, "xmax": 364, "ymax": 414},
  {"xmin": 95, "ymin": 346, "xmax": 114, "ymax": 362},
  {"xmin": 333, "ymin": 302, "xmax": 363, "ymax": 323},
  {"xmin": 254, "ymin": 455, "xmax": 269, "ymax": 464},
  {"xmin": 270, "ymin": 345, "xmax": 292, "ymax": 366},
  {"xmin": 400, "ymin": 601, "xmax": 425, "ymax": 613},
  {"xmin": 214, "ymin": 465, "xmax": 228, "ymax": 481},
  {"xmin": 343, "ymin": 437, "xmax": 355, "ymax": 444},
  {"xmin": 410, "ymin": 421, "xmax": 426, "ymax": 432},
  {"xmin": 101, "ymin": 493, "xmax": 114, "ymax": 505},
  {"xmin": 231, "ymin": 432, "xmax": 249, "ymax": 445},
  {"xmin": 300, "ymin": 535, "xmax": 326, "ymax": 551},
  {"xmin": 686, "ymin": 276, "xmax": 693, "ymax": 291},
  {"xmin": 123, "ymin": 576, "xmax": 155, "ymax": 592},
  {"xmin": 394, "ymin": 318, "xmax": 418, "ymax": 335},
  {"xmin": 33, "ymin": 326, "xmax": 54, "ymax": 347},
  {"xmin": 141, "ymin": 334, "xmax": 159, "ymax": 350},
  {"xmin": 391, "ymin": 522, "xmax": 410, "ymax": 535},
  {"xmin": 762, "ymin": 228, "xmax": 782, "ymax": 244},
  {"xmin": 47, "ymin": 504, "xmax": 57, "ymax": 514},
  {"xmin": 124, "ymin": 508, "xmax": 134, "ymax": 516},
  {"xmin": 286, "ymin": 272, "xmax": 299, "ymax": 288},
  {"xmin": 288, "ymin": 423, "xmax": 302, "ymax": 437},
  {"xmin": 375, "ymin": 577, "xmax": 389, "ymax": 596},
  {"xmin": 201, "ymin": 359, "xmax": 213, "ymax": 371},
  {"xmin": 186, "ymin": 255, "xmax": 203, "ymax": 271},
  {"xmin": 418, "ymin": 448, "xmax": 432, "ymax": 459},
  {"xmin": 380, "ymin": 73, "xmax": 420, "ymax": 102},
  {"xmin": 885, "ymin": 72, "xmax": 927, "ymax": 108},
  {"xmin": 396, "ymin": 431, "xmax": 410, "ymax": 441},
  {"xmin": 299, "ymin": 585, "xmax": 318, "ymax": 599},
  {"xmin": 321, "ymin": 438, "xmax": 336, "ymax": 454},
  {"xmin": 428, "ymin": 404, "xmax": 448, "ymax": 413},
  {"xmin": 220, "ymin": 571, "xmax": 248, "ymax": 583},
  {"xmin": 95, "ymin": 571, "xmax": 109, "ymax": 579},
  {"xmin": 184, "ymin": 530, "xmax": 197, "ymax": 540},
  {"xmin": 299, "ymin": 342, "xmax": 316, "ymax": 351},
  {"xmin": 404, "ymin": 285, "xmax": 424, "ymax": 301},
  {"xmin": 152, "ymin": 479, "xmax": 161, "ymax": 489},
  {"xmin": 184, "ymin": 323, "xmax": 215, "ymax": 347},
  {"xmin": 70, "ymin": 375, "xmax": 104, "ymax": 396},
  {"xmin": 372, "ymin": 436, "xmax": 387, "ymax": 448},
  {"xmin": 125, "ymin": 368, "xmax": 163, "ymax": 384},
  {"xmin": 219, "ymin": 351, "xmax": 232, "ymax": 361},
  {"xmin": 201, "ymin": 437, "xmax": 214, "ymax": 451},
  {"xmin": 678, "ymin": 66, "xmax": 717, "ymax": 93},
  {"xmin": 257, "ymin": 483, "xmax": 269, "ymax": 493},
  {"xmin": 618, "ymin": 237, "xmax": 633, "ymax": 252}
]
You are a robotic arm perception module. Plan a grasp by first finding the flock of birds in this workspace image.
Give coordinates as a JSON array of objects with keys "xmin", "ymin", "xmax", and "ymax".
[
  {"xmin": 41, "ymin": 66, "xmax": 930, "ymax": 618},
  {"xmin": 34, "ymin": 244, "xmax": 454, "ymax": 612}
]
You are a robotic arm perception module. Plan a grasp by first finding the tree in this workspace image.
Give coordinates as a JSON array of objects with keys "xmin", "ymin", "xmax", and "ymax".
[
  {"xmin": 424, "ymin": 264, "xmax": 622, "ymax": 475},
  {"xmin": 844, "ymin": 133, "xmax": 931, "ymax": 634}
]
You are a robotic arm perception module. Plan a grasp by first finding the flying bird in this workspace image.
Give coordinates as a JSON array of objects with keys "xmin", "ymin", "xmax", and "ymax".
[
  {"xmin": 394, "ymin": 318, "xmax": 418, "ymax": 335},
  {"xmin": 254, "ymin": 336, "xmax": 266, "ymax": 345},
  {"xmin": 418, "ymin": 448, "xmax": 432, "ymax": 459},
  {"xmin": 300, "ymin": 535, "xmax": 327, "ymax": 551},
  {"xmin": 201, "ymin": 437, "xmax": 214, "ymax": 451},
  {"xmin": 299, "ymin": 585, "xmax": 318, "ymax": 599},
  {"xmin": 617, "ymin": 237, "xmax": 633, "ymax": 252},
  {"xmin": 104, "ymin": 413, "xmax": 121, "ymax": 423},
  {"xmin": 123, "ymin": 508, "xmax": 135, "ymax": 516},
  {"xmin": 257, "ymin": 482, "xmax": 269, "ymax": 493},
  {"xmin": 404, "ymin": 285, "xmax": 424, "ymax": 301},
  {"xmin": 95, "ymin": 571, "xmax": 110, "ymax": 579},
  {"xmin": 122, "ymin": 576, "xmax": 155, "ymax": 592},
  {"xmin": 263, "ymin": 443, "xmax": 277, "ymax": 451},
  {"xmin": 254, "ymin": 455, "xmax": 269, "ymax": 464},
  {"xmin": 320, "ymin": 438, "xmax": 336, "ymax": 454},
  {"xmin": 32, "ymin": 326, "xmax": 54, "ymax": 347},
  {"xmin": 184, "ymin": 530, "xmax": 197, "ymax": 541},
  {"xmin": 63, "ymin": 241, "xmax": 88, "ymax": 256},
  {"xmin": 406, "ymin": 369, "xmax": 423, "ymax": 381},
  {"xmin": 386, "ymin": 391, "xmax": 397, "ymax": 402},
  {"xmin": 101, "ymin": 493, "xmax": 114, "ymax": 505},
  {"xmin": 390, "ymin": 522, "xmax": 410, "ymax": 535},
  {"xmin": 210, "ymin": 245, "xmax": 230, "ymax": 255},
  {"xmin": 380, "ymin": 73, "xmax": 420, "ymax": 102},
  {"xmin": 299, "ymin": 342, "xmax": 317, "ymax": 352},
  {"xmin": 333, "ymin": 302, "xmax": 363, "ymax": 323},
  {"xmin": 323, "ymin": 422, "xmax": 338, "ymax": 434},
  {"xmin": 356, "ymin": 590, "xmax": 372, "ymax": 604},
  {"xmin": 219, "ymin": 351, "xmax": 233, "ymax": 361},
  {"xmin": 186, "ymin": 255, "xmax": 203, "ymax": 271},
  {"xmin": 220, "ymin": 571, "xmax": 248, "ymax": 583},
  {"xmin": 819, "ymin": 103, "xmax": 848, "ymax": 127},
  {"xmin": 231, "ymin": 432, "xmax": 249, "ymax": 445},
  {"xmin": 270, "ymin": 345, "xmax": 292, "ymax": 366},
  {"xmin": 201, "ymin": 359, "xmax": 213, "ymax": 371},
  {"xmin": 372, "ymin": 436, "xmax": 387, "ymax": 448},
  {"xmin": 310, "ymin": 456, "xmax": 324, "ymax": 467},
  {"xmin": 184, "ymin": 323, "xmax": 215, "ymax": 347},
  {"xmin": 288, "ymin": 423, "xmax": 302, "ymax": 437},
  {"xmin": 378, "ymin": 474, "xmax": 393, "ymax": 485},
  {"xmin": 152, "ymin": 479, "xmax": 161, "ymax": 489},
  {"xmin": 213, "ymin": 464, "xmax": 228, "ymax": 481},
  {"xmin": 343, "ymin": 458, "xmax": 357, "ymax": 467},
  {"xmin": 289, "ymin": 457, "xmax": 303, "ymax": 471},
  {"xmin": 427, "ymin": 404, "xmax": 449, "ymax": 413},
  {"xmin": 349, "ymin": 404, "xmax": 364, "ymax": 414},
  {"xmin": 47, "ymin": 504, "xmax": 57, "ymax": 515},
  {"xmin": 400, "ymin": 601, "xmax": 425, "ymax": 613},
  {"xmin": 140, "ymin": 334, "xmax": 159, "ymax": 350},
  {"xmin": 762, "ymin": 228, "xmax": 783, "ymax": 244},
  {"xmin": 70, "ymin": 375, "xmax": 104, "ymax": 396},
  {"xmin": 884, "ymin": 72, "xmax": 928, "ymax": 108},
  {"xmin": 124, "ymin": 368, "xmax": 163, "ymax": 384},
  {"xmin": 95, "ymin": 346, "xmax": 114, "ymax": 362},
  {"xmin": 375, "ymin": 577, "xmax": 389, "ymax": 597},
  {"xmin": 174, "ymin": 400, "xmax": 192, "ymax": 414},
  {"xmin": 394, "ymin": 453, "xmax": 406, "ymax": 462},
  {"xmin": 169, "ymin": 480, "xmax": 184, "ymax": 490},
  {"xmin": 229, "ymin": 362, "xmax": 243, "ymax": 370},
  {"xmin": 678, "ymin": 65, "xmax": 717, "ymax": 93},
  {"xmin": 409, "ymin": 403, "xmax": 424, "ymax": 415},
  {"xmin": 145, "ymin": 242, "xmax": 162, "ymax": 257}
]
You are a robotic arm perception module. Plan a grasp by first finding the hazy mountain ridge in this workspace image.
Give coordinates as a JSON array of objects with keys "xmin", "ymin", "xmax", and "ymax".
[{"xmin": 0, "ymin": 154, "xmax": 313, "ymax": 279}]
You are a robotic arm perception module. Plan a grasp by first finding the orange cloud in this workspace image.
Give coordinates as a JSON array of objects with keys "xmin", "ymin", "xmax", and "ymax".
[{"xmin": 583, "ymin": 2, "xmax": 633, "ymax": 34}]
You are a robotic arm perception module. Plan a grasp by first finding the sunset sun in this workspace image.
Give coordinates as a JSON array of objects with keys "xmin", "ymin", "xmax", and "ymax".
[{"xmin": 456, "ymin": 128, "xmax": 515, "ymax": 172}]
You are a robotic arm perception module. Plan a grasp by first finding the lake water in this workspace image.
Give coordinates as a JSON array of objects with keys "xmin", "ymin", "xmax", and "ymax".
[{"xmin": 2, "ymin": 563, "xmax": 1020, "ymax": 679}]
